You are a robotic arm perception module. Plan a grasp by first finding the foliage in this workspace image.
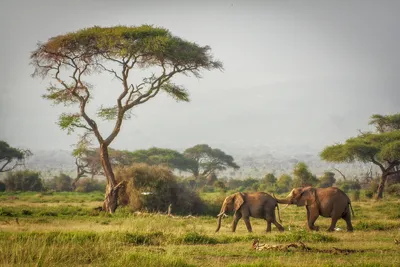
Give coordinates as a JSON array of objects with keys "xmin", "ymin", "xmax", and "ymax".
[
  {"xmin": 260, "ymin": 173, "xmax": 277, "ymax": 191},
  {"xmin": 321, "ymin": 113, "xmax": 400, "ymax": 198},
  {"xmin": 275, "ymin": 174, "xmax": 293, "ymax": 193},
  {"xmin": 115, "ymin": 164, "xmax": 205, "ymax": 214},
  {"xmin": 213, "ymin": 180, "xmax": 226, "ymax": 192},
  {"xmin": 369, "ymin": 113, "xmax": 400, "ymax": 133},
  {"xmin": 74, "ymin": 178, "xmax": 106, "ymax": 193},
  {"xmin": 128, "ymin": 147, "xmax": 196, "ymax": 172},
  {"xmin": 386, "ymin": 183, "xmax": 400, "ymax": 196},
  {"xmin": 183, "ymin": 144, "xmax": 239, "ymax": 178},
  {"xmin": 318, "ymin": 171, "xmax": 336, "ymax": 188},
  {"xmin": 292, "ymin": 162, "xmax": 318, "ymax": 187},
  {"xmin": 0, "ymin": 141, "xmax": 32, "ymax": 172},
  {"xmin": 3, "ymin": 170, "xmax": 43, "ymax": 191},
  {"xmin": 336, "ymin": 180, "xmax": 361, "ymax": 193},
  {"xmin": 46, "ymin": 173, "xmax": 73, "ymax": 192}
]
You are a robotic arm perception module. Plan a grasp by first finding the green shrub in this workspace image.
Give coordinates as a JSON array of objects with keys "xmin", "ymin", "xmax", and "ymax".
[
  {"xmin": 386, "ymin": 183, "xmax": 400, "ymax": 196},
  {"xmin": 115, "ymin": 164, "xmax": 205, "ymax": 215},
  {"xmin": 365, "ymin": 190, "xmax": 374, "ymax": 199},
  {"xmin": 75, "ymin": 178, "xmax": 105, "ymax": 193},
  {"xmin": 336, "ymin": 180, "xmax": 361, "ymax": 193},
  {"xmin": 46, "ymin": 173, "xmax": 73, "ymax": 192},
  {"xmin": 4, "ymin": 170, "xmax": 44, "ymax": 191},
  {"xmin": 179, "ymin": 232, "xmax": 218, "ymax": 245},
  {"xmin": 351, "ymin": 190, "xmax": 360, "ymax": 201}
]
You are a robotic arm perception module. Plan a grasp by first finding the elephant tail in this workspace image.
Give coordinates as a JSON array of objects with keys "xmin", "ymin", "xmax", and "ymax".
[
  {"xmin": 349, "ymin": 202, "xmax": 355, "ymax": 217},
  {"xmin": 276, "ymin": 203, "xmax": 282, "ymax": 223},
  {"xmin": 272, "ymin": 193, "xmax": 283, "ymax": 223}
]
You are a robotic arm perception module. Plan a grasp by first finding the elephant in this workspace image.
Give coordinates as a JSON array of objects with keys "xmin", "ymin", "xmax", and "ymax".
[
  {"xmin": 215, "ymin": 192, "xmax": 284, "ymax": 233},
  {"xmin": 276, "ymin": 186, "xmax": 354, "ymax": 232}
]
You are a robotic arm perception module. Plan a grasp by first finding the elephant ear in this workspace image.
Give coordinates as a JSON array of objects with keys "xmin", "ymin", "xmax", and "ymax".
[
  {"xmin": 233, "ymin": 193, "xmax": 244, "ymax": 211},
  {"xmin": 296, "ymin": 188, "xmax": 314, "ymax": 206}
]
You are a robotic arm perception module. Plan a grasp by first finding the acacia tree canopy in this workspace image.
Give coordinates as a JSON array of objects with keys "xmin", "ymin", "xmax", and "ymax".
[
  {"xmin": 31, "ymin": 25, "xmax": 222, "ymax": 213},
  {"xmin": 321, "ymin": 113, "xmax": 400, "ymax": 198},
  {"xmin": 183, "ymin": 144, "xmax": 240, "ymax": 178},
  {"xmin": 128, "ymin": 147, "xmax": 197, "ymax": 172},
  {"xmin": 0, "ymin": 141, "xmax": 32, "ymax": 172}
]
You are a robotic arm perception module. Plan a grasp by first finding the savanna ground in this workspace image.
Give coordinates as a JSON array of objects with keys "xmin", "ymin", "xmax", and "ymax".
[{"xmin": 0, "ymin": 191, "xmax": 399, "ymax": 266}]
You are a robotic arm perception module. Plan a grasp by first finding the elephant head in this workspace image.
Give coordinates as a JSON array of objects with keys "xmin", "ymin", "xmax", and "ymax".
[
  {"xmin": 277, "ymin": 187, "xmax": 316, "ymax": 207},
  {"xmin": 215, "ymin": 192, "xmax": 245, "ymax": 232}
]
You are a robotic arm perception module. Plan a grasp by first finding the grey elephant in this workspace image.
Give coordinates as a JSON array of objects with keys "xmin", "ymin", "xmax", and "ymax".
[
  {"xmin": 215, "ymin": 192, "xmax": 284, "ymax": 233},
  {"xmin": 276, "ymin": 186, "xmax": 354, "ymax": 232}
]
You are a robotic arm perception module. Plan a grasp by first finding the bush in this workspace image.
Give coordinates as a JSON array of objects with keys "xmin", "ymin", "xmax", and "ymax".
[
  {"xmin": 47, "ymin": 173, "xmax": 73, "ymax": 192},
  {"xmin": 115, "ymin": 163, "xmax": 205, "ymax": 215},
  {"xmin": 74, "ymin": 178, "xmax": 105, "ymax": 193},
  {"xmin": 365, "ymin": 190, "xmax": 374, "ymax": 199},
  {"xmin": 336, "ymin": 180, "xmax": 361, "ymax": 193},
  {"xmin": 386, "ymin": 184, "xmax": 400, "ymax": 197},
  {"xmin": 4, "ymin": 170, "xmax": 44, "ymax": 191},
  {"xmin": 351, "ymin": 190, "xmax": 360, "ymax": 201}
]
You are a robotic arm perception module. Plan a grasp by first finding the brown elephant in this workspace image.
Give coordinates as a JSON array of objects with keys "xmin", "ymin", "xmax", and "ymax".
[
  {"xmin": 215, "ymin": 192, "xmax": 284, "ymax": 233},
  {"xmin": 276, "ymin": 187, "xmax": 354, "ymax": 232}
]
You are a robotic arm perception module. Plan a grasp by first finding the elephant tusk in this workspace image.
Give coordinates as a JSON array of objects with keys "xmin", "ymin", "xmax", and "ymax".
[{"xmin": 217, "ymin": 212, "xmax": 228, "ymax": 218}]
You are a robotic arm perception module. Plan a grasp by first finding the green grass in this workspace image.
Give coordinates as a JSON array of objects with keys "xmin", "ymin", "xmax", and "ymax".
[{"xmin": 0, "ymin": 192, "xmax": 399, "ymax": 266}]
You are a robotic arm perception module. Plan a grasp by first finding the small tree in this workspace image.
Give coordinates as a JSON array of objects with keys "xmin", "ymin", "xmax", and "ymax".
[
  {"xmin": 276, "ymin": 174, "xmax": 293, "ymax": 193},
  {"xmin": 0, "ymin": 141, "xmax": 32, "ymax": 172},
  {"xmin": 52, "ymin": 173, "xmax": 73, "ymax": 192},
  {"xmin": 318, "ymin": 171, "xmax": 336, "ymax": 188},
  {"xmin": 183, "ymin": 144, "xmax": 239, "ymax": 178},
  {"xmin": 292, "ymin": 162, "xmax": 318, "ymax": 187},
  {"xmin": 321, "ymin": 113, "xmax": 400, "ymax": 199},
  {"xmin": 261, "ymin": 173, "xmax": 277, "ymax": 189},
  {"xmin": 31, "ymin": 25, "xmax": 222, "ymax": 212}
]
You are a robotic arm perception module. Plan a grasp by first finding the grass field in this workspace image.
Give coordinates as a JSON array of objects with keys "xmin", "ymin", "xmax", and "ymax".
[{"xmin": 0, "ymin": 191, "xmax": 399, "ymax": 266}]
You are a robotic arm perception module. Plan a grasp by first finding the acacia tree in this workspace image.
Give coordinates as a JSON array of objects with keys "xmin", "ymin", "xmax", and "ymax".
[
  {"xmin": 0, "ymin": 141, "xmax": 32, "ymax": 172},
  {"xmin": 183, "ymin": 144, "xmax": 239, "ymax": 178},
  {"xmin": 128, "ymin": 147, "xmax": 196, "ymax": 172},
  {"xmin": 31, "ymin": 25, "xmax": 222, "ymax": 212},
  {"xmin": 321, "ymin": 113, "xmax": 400, "ymax": 199}
]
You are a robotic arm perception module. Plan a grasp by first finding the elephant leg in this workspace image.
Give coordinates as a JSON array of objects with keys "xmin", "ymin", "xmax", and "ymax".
[
  {"xmin": 342, "ymin": 212, "xmax": 353, "ymax": 232},
  {"xmin": 265, "ymin": 220, "xmax": 272, "ymax": 232},
  {"xmin": 307, "ymin": 209, "xmax": 319, "ymax": 231},
  {"xmin": 272, "ymin": 220, "xmax": 284, "ymax": 232},
  {"xmin": 232, "ymin": 212, "xmax": 242, "ymax": 232},
  {"xmin": 327, "ymin": 217, "xmax": 339, "ymax": 232},
  {"xmin": 243, "ymin": 217, "xmax": 252, "ymax": 232}
]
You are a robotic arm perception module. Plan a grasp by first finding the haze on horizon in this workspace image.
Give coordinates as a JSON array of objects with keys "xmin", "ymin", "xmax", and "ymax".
[{"xmin": 0, "ymin": 0, "xmax": 399, "ymax": 154}]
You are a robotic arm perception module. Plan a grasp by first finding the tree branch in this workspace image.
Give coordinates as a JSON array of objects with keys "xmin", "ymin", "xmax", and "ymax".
[
  {"xmin": 370, "ymin": 156, "xmax": 386, "ymax": 172},
  {"xmin": 332, "ymin": 167, "xmax": 346, "ymax": 180}
]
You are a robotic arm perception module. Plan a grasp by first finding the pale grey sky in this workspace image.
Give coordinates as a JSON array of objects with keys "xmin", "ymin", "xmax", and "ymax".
[{"xmin": 0, "ymin": 0, "xmax": 399, "ymax": 152}]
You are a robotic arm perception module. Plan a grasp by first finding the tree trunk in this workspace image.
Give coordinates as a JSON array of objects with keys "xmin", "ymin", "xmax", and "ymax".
[
  {"xmin": 100, "ymin": 144, "xmax": 119, "ymax": 213},
  {"xmin": 377, "ymin": 173, "xmax": 388, "ymax": 199}
]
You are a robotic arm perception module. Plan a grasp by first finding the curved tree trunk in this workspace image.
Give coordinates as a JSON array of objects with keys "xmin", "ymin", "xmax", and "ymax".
[
  {"xmin": 376, "ymin": 173, "xmax": 388, "ymax": 199},
  {"xmin": 100, "ymin": 144, "xmax": 121, "ymax": 213}
]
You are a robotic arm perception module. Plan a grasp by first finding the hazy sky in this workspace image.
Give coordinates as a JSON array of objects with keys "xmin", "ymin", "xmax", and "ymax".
[{"xmin": 0, "ymin": 0, "xmax": 399, "ymax": 152}]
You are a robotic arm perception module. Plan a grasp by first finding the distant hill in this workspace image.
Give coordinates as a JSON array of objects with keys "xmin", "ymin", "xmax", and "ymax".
[{"xmin": 21, "ymin": 146, "xmax": 376, "ymax": 180}]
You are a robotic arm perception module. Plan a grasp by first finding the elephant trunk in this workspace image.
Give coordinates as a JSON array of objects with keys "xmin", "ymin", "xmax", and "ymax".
[
  {"xmin": 215, "ymin": 200, "xmax": 228, "ymax": 232},
  {"xmin": 275, "ymin": 197, "xmax": 292, "ymax": 205}
]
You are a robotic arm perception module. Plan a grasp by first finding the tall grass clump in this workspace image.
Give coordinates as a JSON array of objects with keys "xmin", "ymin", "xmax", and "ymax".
[{"xmin": 115, "ymin": 164, "xmax": 205, "ymax": 215}]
